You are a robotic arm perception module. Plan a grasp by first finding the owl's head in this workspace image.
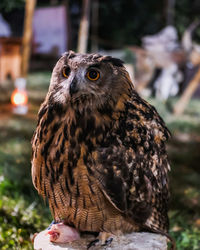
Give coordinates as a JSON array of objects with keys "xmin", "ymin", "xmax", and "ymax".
[{"xmin": 48, "ymin": 51, "xmax": 133, "ymax": 110}]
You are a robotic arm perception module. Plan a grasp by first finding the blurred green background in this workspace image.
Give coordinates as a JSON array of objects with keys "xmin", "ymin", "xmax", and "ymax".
[{"xmin": 0, "ymin": 0, "xmax": 200, "ymax": 249}]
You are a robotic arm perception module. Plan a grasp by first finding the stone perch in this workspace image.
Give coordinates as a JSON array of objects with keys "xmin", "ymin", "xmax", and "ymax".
[{"xmin": 33, "ymin": 230, "xmax": 168, "ymax": 250}]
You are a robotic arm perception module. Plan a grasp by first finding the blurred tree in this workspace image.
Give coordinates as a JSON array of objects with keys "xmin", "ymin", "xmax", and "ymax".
[
  {"xmin": 1, "ymin": 0, "xmax": 200, "ymax": 51},
  {"xmin": 21, "ymin": 0, "xmax": 36, "ymax": 77},
  {"xmin": 77, "ymin": 0, "xmax": 90, "ymax": 53},
  {"xmin": 0, "ymin": 0, "xmax": 25, "ymax": 12},
  {"xmin": 97, "ymin": 0, "xmax": 164, "ymax": 49},
  {"xmin": 96, "ymin": 0, "xmax": 200, "ymax": 50},
  {"xmin": 175, "ymin": 0, "xmax": 200, "ymax": 41},
  {"xmin": 0, "ymin": 0, "xmax": 25, "ymax": 37},
  {"xmin": 91, "ymin": 0, "xmax": 99, "ymax": 52},
  {"xmin": 63, "ymin": 0, "xmax": 72, "ymax": 50},
  {"xmin": 165, "ymin": 0, "xmax": 175, "ymax": 25}
]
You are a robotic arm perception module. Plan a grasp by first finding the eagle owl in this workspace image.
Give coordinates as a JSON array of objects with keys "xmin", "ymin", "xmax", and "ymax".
[{"xmin": 32, "ymin": 51, "xmax": 171, "ymax": 246}]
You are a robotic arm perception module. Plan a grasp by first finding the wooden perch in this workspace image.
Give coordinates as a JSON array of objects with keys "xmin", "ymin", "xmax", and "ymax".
[
  {"xmin": 33, "ymin": 230, "xmax": 167, "ymax": 250},
  {"xmin": 173, "ymin": 66, "xmax": 200, "ymax": 115}
]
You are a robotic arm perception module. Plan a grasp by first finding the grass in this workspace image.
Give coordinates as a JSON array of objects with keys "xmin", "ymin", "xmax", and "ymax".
[
  {"xmin": 0, "ymin": 114, "xmax": 51, "ymax": 249},
  {"xmin": 0, "ymin": 72, "xmax": 200, "ymax": 249},
  {"xmin": 27, "ymin": 72, "xmax": 51, "ymax": 91}
]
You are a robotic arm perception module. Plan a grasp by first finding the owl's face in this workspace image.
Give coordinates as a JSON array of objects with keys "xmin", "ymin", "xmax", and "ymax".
[{"xmin": 48, "ymin": 51, "xmax": 132, "ymax": 109}]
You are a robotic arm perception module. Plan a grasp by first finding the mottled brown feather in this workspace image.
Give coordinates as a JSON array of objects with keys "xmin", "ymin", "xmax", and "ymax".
[{"xmin": 31, "ymin": 51, "xmax": 170, "ymax": 236}]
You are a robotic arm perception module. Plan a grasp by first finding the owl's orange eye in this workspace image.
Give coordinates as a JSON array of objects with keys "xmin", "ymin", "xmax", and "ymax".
[
  {"xmin": 62, "ymin": 66, "xmax": 71, "ymax": 78},
  {"xmin": 86, "ymin": 69, "xmax": 100, "ymax": 81}
]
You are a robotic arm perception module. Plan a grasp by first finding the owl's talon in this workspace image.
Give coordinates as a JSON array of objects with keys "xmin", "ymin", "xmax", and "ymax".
[
  {"xmin": 102, "ymin": 237, "xmax": 113, "ymax": 246},
  {"xmin": 87, "ymin": 239, "xmax": 100, "ymax": 249},
  {"xmin": 87, "ymin": 232, "xmax": 114, "ymax": 249},
  {"xmin": 47, "ymin": 220, "xmax": 58, "ymax": 230}
]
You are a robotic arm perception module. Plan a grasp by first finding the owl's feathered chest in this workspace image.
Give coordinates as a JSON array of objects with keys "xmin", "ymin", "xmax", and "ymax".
[
  {"xmin": 32, "ymin": 101, "xmax": 115, "ymax": 187},
  {"xmin": 32, "ymin": 91, "xmax": 170, "ymax": 232},
  {"xmin": 32, "ymin": 92, "xmax": 169, "ymax": 184}
]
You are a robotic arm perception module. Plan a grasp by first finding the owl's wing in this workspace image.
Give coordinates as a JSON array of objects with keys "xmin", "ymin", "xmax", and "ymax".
[
  {"xmin": 31, "ymin": 102, "xmax": 48, "ymax": 194},
  {"xmin": 90, "ymin": 94, "xmax": 170, "ymax": 232}
]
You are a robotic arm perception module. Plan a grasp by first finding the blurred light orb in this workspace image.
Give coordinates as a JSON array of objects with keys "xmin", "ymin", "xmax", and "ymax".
[{"xmin": 11, "ymin": 89, "xmax": 28, "ymax": 106}]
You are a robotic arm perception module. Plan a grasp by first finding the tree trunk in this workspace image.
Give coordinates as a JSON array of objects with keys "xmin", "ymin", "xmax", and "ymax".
[
  {"xmin": 77, "ymin": 0, "xmax": 90, "ymax": 53},
  {"xmin": 62, "ymin": 0, "xmax": 71, "ymax": 51},
  {"xmin": 166, "ymin": 0, "xmax": 175, "ymax": 26},
  {"xmin": 91, "ymin": 0, "xmax": 99, "ymax": 52},
  {"xmin": 21, "ymin": 0, "xmax": 37, "ymax": 78}
]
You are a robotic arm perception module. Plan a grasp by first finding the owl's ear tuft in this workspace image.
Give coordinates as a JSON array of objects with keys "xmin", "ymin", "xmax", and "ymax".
[
  {"xmin": 63, "ymin": 50, "xmax": 76, "ymax": 59},
  {"xmin": 101, "ymin": 56, "xmax": 124, "ymax": 67}
]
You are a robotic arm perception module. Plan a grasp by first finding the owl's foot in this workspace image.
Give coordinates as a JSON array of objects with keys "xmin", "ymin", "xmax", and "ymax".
[
  {"xmin": 46, "ymin": 222, "xmax": 80, "ymax": 243},
  {"xmin": 87, "ymin": 232, "xmax": 113, "ymax": 249}
]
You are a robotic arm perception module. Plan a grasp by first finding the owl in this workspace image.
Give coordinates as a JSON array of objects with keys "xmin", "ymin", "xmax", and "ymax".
[{"xmin": 31, "ymin": 51, "xmax": 172, "ymax": 247}]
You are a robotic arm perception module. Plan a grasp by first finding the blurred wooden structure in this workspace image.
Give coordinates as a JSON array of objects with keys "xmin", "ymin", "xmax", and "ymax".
[
  {"xmin": 77, "ymin": 0, "xmax": 90, "ymax": 53},
  {"xmin": 173, "ymin": 66, "xmax": 200, "ymax": 115},
  {"xmin": 173, "ymin": 20, "xmax": 200, "ymax": 115},
  {"xmin": 21, "ymin": 0, "xmax": 36, "ymax": 78},
  {"xmin": 0, "ymin": 37, "xmax": 22, "ymax": 83},
  {"xmin": 0, "ymin": 0, "xmax": 36, "ymax": 84}
]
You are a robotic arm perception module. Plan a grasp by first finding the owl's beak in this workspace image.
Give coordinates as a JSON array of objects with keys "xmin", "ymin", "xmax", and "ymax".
[{"xmin": 69, "ymin": 77, "xmax": 78, "ymax": 96}]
